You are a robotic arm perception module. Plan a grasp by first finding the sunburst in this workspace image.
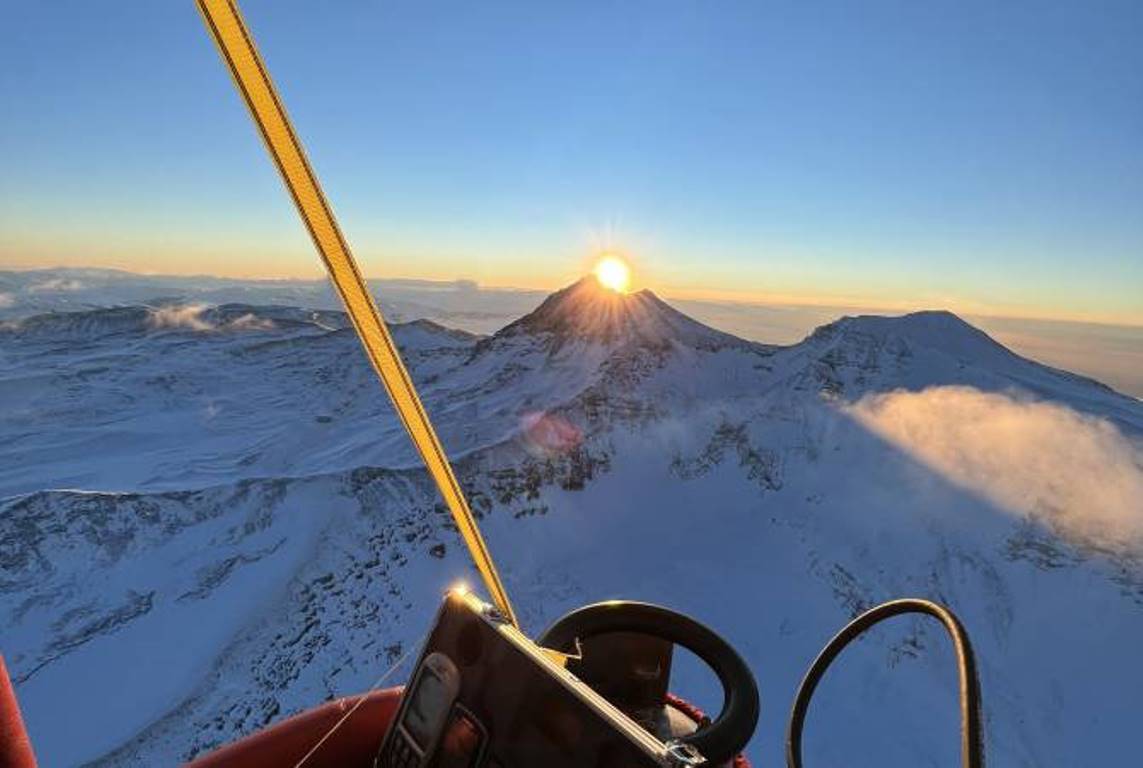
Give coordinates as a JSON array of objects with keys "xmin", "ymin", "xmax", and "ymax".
[{"xmin": 593, "ymin": 255, "xmax": 631, "ymax": 293}]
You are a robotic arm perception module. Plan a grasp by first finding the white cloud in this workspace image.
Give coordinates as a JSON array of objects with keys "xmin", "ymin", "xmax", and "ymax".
[
  {"xmin": 0, "ymin": 292, "xmax": 14, "ymax": 309},
  {"xmin": 146, "ymin": 306, "xmax": 276, "ymax": 333},
  {"xmin": 147, "ymin": 304, "xmax": 215, "ymax": 332},
  {"xmin": 846, "ymin": 386, "xmax": 1143, "ymax": 552},
  {"xmin": 27, "ymin": 278, "xmax": 84, "ymax": 293}
]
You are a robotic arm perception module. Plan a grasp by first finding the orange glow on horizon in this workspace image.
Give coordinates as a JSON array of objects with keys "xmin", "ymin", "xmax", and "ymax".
[{"xmin": 3, "ymin": 247, "xmax": 1140, "ymax": 328}]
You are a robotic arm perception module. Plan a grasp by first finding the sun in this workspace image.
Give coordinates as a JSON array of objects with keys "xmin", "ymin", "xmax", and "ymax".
[{"xmin": 593, "ymin": 255, "xmax": 631, "ymax": 294}]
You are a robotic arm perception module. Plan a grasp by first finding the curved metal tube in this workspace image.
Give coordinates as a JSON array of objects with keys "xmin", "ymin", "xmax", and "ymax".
[{"xmin": 786, "ymin": 598, "xmax": 984, "ymax": 768}]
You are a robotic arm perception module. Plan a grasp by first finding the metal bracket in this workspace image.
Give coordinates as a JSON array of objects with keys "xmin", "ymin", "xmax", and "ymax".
[{"xmin": 664, "ymin": 740, "xmax": 706, "ymax": 766}]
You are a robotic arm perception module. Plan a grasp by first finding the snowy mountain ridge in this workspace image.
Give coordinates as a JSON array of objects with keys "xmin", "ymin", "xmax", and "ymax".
[{"xmin": 1, "ymin": 279, "xmax": 1141, "ymax": 767}]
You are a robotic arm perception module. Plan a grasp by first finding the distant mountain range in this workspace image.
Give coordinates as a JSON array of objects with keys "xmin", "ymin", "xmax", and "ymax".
[
  {"xmin": 4, "ymin": 266, "xmax": 1140, "ymax": 399},
  {"xmin": 1, "ymin": 276, "xmax": 1141, "ymax": 766},
  {"xmin": 0, "ymin": 267, "xmax": 546, "ymax": 334}
]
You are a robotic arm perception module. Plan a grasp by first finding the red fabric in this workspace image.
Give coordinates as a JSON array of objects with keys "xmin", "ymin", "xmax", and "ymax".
[
  {"xmin": 665, "ymin": 692, "xmax": 752, "ymax": 768},
  {"xmin": 0, "ymin": 669, "xmax": 749, "ymax": 768},
  {"xmin": 185, "ymin": 687, "xmax": 402, "ymax": 768},
  {"xmin": 187, "ymin": 688, "xmax": 751, "ymax": 767},
  {"xmin": 0, "ymin": 655, "xmax": 37, "ymax": 768}
]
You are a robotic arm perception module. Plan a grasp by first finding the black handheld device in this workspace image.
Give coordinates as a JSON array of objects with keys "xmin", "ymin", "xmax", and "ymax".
[{"xmin": 376, "ymin": 590, "xmax": 712, "ymax": 768}]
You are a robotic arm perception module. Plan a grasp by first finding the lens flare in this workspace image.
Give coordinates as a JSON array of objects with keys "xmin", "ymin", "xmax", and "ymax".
[{"xmin": 594, "ymin": 256, "xmax": 631, "ymax": 294}]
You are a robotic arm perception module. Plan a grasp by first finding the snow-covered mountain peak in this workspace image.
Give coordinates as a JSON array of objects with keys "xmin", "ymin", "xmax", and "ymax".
[
  {"xmin": 3, "ymin": 286, "xmax": 1142, "ymax": 767},
  {"xmin": 801, "ymin": 309, "xmax": 1019, "ymax": 378},
  {"xmin": 811, "ymin": 309, "xmax": 997, "ymax": 349},
  {"xmin": 494, "ymin": 276, "xmax": 747, "ymax": 353}
]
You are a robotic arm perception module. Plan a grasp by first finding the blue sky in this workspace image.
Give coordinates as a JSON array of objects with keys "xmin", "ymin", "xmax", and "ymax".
[{"xmin": 1, "ymin": 0, "xmax": 1140, "ymax": 323}]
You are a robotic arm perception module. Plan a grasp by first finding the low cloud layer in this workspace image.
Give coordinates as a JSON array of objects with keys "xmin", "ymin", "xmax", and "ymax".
[
  {"xmin": 0, "ymin": 293, "xmax": 14, "ymax": 309},
  {"xmin": 146, "ymin": 305, "xmax": 276, "ymax": 333},
  {"xmin": 27, "ymin": 278, "xmax": 84, "ymax": 293},
  {"xmin": 847, "ymin": 386, "xmax": 1143, "ymax": 553},
  {"xmin": 148, "ymin": 304, "xmax": 215, "ymax": 332}
]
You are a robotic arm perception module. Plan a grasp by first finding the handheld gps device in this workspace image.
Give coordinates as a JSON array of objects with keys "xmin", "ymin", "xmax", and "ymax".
[{"xmin": 376, "ymin": 590, "xmax": 758, "ymax": 768}]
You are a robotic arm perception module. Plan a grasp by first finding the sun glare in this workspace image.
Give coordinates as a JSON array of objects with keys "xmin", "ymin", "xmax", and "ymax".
[{"xmin": 594, "ymin": 256, "xmax": 631, "ymax": 294}]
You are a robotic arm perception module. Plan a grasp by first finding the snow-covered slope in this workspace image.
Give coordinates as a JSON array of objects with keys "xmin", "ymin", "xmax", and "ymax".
[{"xmin": 1, "ymin": 280, "xmax": 1141, "ymax": 767}]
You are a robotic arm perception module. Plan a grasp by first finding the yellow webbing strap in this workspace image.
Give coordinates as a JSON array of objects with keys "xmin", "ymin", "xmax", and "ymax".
[{"xmin": 196, "ymin": 0, "xmax": 518, "ymax": 627}]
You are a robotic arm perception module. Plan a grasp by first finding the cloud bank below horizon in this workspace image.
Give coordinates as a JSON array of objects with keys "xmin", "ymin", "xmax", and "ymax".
[
  {"xmin": 146, "ymin": 304, "xmax": 276, "ymax": 333},
  {"xmin": 847, "ymin": 386, "xmax": 1143, "ymax": 554}
]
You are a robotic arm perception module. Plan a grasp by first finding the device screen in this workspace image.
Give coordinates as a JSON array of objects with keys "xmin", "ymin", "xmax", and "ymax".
[{"xmin": 404, "ymin": 669, "xmax": 450, "ymax": 749}]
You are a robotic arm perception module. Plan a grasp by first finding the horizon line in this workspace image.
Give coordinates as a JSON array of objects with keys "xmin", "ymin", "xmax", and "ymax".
[{"xmin": 2, "ymin": 263, "xmax": 1140, "ymax": 330}]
